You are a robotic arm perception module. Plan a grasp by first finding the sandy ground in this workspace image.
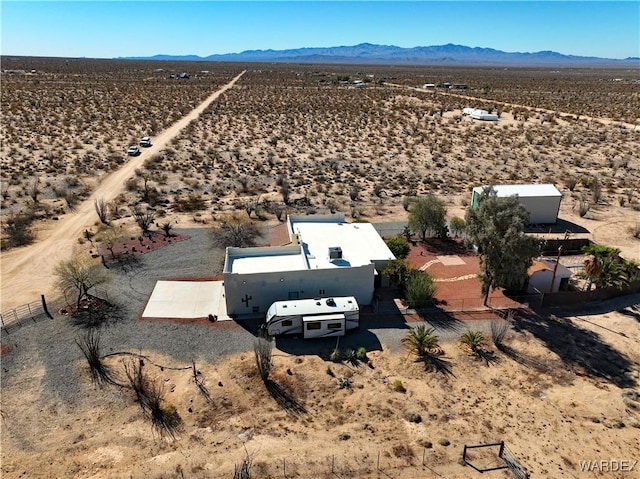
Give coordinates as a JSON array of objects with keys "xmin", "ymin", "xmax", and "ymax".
[
  {"xmin": 0, "ymin": 71, "xmax": 245, "ymax": 312},
  {"xmin": 1, "ymin": 65, "xmax": 639, "ymax": 479},
  {"xmin": 1, "ymin": 295, "xmax": 638, "ymax": 479},
  {"xmin": 1, "ymin": 219, "xmax": 638, "ymax": 479}
]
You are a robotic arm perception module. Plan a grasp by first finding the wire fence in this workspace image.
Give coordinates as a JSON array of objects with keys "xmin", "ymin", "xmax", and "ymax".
[
  {"xmin": 225, "ymin": 448, "xmax": 450, "ymax": 479},
  {"xmin": 0, "ymin": 295, "xmax": 53, "ymax": 332},
  {"xmin": 373, "ymin": 293, "xmax": 542, "ymax": 315}
]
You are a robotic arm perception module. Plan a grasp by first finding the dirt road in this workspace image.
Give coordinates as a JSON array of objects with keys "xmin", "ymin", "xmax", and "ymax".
[{"xmin": 0, "ymin": 71, "xmax": 246, "ymax": 311}]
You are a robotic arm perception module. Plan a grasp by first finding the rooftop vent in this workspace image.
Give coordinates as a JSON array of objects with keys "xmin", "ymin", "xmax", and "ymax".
[{"xmin": 328, "ymin": 246, "xmax": 342, "ymax": 260}]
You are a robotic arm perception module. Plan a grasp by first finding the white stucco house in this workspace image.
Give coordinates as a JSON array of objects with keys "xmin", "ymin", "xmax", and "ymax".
[
  {"xmin": 471, "ymin": 183, "xmax": 563, "ymax": 224},
  {"xmin": 222, "ymin": 214, "xmax": 395, "ymax": 318}
]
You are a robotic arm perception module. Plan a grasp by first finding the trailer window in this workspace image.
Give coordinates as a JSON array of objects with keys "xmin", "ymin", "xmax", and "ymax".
[
  {"xmin": 281, "ymin": 320, "xmax": 293, "ymax": 327},
  {"xmin": 306, "ymin": 322, "xmax": 321, "ymax": 330},
  {"xmin": 327, "ymin": 323, "xmax": 342, "ymax": 330}
]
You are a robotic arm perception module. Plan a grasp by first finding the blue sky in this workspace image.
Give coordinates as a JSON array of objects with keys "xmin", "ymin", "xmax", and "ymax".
[{"xmin": 1, "ymin": 1, "xmax": 639, "ymax": 59}]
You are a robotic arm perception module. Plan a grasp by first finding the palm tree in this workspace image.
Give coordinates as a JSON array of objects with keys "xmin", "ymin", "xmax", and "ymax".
[
  {"xmin": 402, "ymin": 325, "xmax": 440, "ymax": 357},
  {"xmin": 582, "ymin": 244, "xmax": 620, "ymax": 291}
]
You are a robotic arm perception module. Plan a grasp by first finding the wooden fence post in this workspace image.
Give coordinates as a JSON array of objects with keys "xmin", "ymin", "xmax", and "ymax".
[{"xmin": 42, "ymin": 295, "xmax": 53, "ymax": 319}]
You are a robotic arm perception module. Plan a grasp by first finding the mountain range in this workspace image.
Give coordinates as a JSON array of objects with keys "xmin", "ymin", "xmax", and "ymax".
[{"xmin": 121, "ymin": 43, "xmax": 640, "ymax": 67}]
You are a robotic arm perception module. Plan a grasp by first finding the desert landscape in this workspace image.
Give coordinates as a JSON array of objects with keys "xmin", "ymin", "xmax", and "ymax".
[{"xmin": 1, "ymin": 58, "xmax": 639, "ymax": 478}]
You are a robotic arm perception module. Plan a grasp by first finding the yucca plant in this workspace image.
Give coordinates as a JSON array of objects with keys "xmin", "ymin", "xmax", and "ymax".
[
  {"xmin": 460, "ymin": 330, "xmax": 486, "ymax": 353},
  {"xmin": 402, "ymin": 324, "xmax": 440, "ymax": 357}
]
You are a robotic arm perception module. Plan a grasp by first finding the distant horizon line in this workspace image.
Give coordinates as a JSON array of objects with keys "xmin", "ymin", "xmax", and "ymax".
[{"xmin": 3, "ymin": 42, "xmax": 639, "ymax": 63}]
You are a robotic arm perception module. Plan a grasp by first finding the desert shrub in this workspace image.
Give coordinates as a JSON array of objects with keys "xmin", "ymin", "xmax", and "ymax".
[
  {"xmin": 329, "ymin": 348, "xmax": 342, "ymax": 362},
  {"xmin": 123, "ymin": 358, "xmax": 183, "ymax": 439},
  {"xmin": 578, "ymin": 200, "xmax": 590, "ymax": 217},
  {"xmin": 402, "ymin": 325, "xmax": 440, "ymax": 357},
  {"xmin": 385, "ymin": 236, "xmax": 410, "ymax": 259},
  {"xmin": 75, "ymin": 329, "xmax": 118, "ymax": 387},
  {"xmin": 490, "ymin": 318, "xmax": 510, "ymax": 347},
  {"xmin": 2, "ymin": 212, "xmax": 35, "ymax": 248},
  {"xmin": 254, "ymin": 337, "xmax": 273, "ymax": 382},
  {"xmin": 174, "ymin": 194, "xmax": 206, "ymax": 212},
  {"xmin": 210, "ymin": 214, "xmax": 261, "ymax": 248},
  {"xmin": 349, "ymin": 185, "xmax": 360, "ymax": 201},
  {"xmin": 130, "ymin": 206, "xmax": 155, "ymax": 235},
  {"xmin": 355, "ymin": 346, "xmax": 367, "ymax": 361},
  {"xmin": 628, "ymin": 224, "xmax": 640, "ymax": 239},
  {"xmin": 393, "ymin": 379, "xmax": 406, "ymax": 393},
  {"xmin": 460, "ymin": 330, "xmax": 486, "ymax": 352},
  {"xmin": 405, "ymin": 271, "xmax": 436, "ymax": 308},
  {"xmin": 404, "ymin": 412, "xmax": 421, "ymax": 423}
]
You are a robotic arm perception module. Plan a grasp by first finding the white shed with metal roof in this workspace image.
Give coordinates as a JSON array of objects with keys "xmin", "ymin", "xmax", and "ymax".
[{"xmin": 471, "ymin": 184, "xmax": 563, "ymax": 224}]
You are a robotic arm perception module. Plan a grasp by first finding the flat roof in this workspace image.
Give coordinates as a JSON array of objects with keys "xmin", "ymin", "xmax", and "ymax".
[
  {"xmin": 225, "ymin": 245, "xmax": 308, "ymax": 274},
  {"xmin": 472, "ymin": 184, "xmax": 561, "ymax": 198},
  {"xmin": 288, "ymin": 214, "xmax": 395, "ymax": 269},
  {"xmin": 270, "ymin": 296, "xmax": 358, "ymax": 317}
]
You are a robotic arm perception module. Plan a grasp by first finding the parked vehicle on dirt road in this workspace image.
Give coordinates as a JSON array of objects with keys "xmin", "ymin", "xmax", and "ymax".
[{"xmin": 127, "ymin": 145, "xmax": 140, "ymax": 156}]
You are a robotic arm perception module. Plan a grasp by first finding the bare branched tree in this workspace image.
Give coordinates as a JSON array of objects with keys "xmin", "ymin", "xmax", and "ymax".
[
  {"xmin": 211, "ymin": 214, "xmax": 261, "ymax": 248},
  {"xmin": 94, "ymin": 198, "xmax": 109, "ymax": 225},
  {"xmin": 243, "ymin": 197, "xmax": 259, "ymax": 217},
  {"xmin": 54, "ymin": 254, "xmax": 109, "ymax": 308}
]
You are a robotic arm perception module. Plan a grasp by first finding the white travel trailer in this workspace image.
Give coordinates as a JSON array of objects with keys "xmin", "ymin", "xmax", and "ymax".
[{"xmin": 265, "ymin": 296, "xmax": 359, "ymax": 339}]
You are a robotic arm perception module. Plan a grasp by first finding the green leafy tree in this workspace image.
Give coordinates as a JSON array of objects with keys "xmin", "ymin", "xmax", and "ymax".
[
  {"xmin": 408, "ymin": 195, "xmax": 448, "ymax": 241},
  {"xmin": 465, "ymin": 186, "xmax": 543, "ymax": 305},
  {"xmin": 449, "ymin": 216, "xmax": 466, "ymax": 238},
  {"xmin": 402, "ymin": 325, "xmax": 440, "ymax": 357},
  {"xmin": 383, "ymin": 259, "xmax": 410, "ymax": 287},
  {"xmin": 405, "ymin": 271, "xmax": 436, "ymax": 308},
  {"xmin": 385, "ymin": 236, "xmax": 410, "ymax": 259}
]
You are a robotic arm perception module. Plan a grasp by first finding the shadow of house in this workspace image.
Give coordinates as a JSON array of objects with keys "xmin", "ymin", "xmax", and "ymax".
[
  {"xmin": 524, "ymin": 218, "xmax": 590, "ymax": 235},
  {"xmin": 511, "ymin": 310, "xmax": 636, "ymax": 388}
]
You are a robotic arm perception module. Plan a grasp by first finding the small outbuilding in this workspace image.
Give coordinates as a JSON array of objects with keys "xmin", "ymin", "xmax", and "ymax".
[
  {"xmin": 528, "ymin": 259, "xmax": 573, "ymax": 293},
  {"xmin": 471, "ymin": 183, "xmax": 563, "ymax": 224}
]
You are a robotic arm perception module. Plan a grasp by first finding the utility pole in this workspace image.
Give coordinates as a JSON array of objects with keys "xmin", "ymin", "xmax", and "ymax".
[{"xmin": 549, "ymin": 246, "xmax": 564, "ymax": 293}]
